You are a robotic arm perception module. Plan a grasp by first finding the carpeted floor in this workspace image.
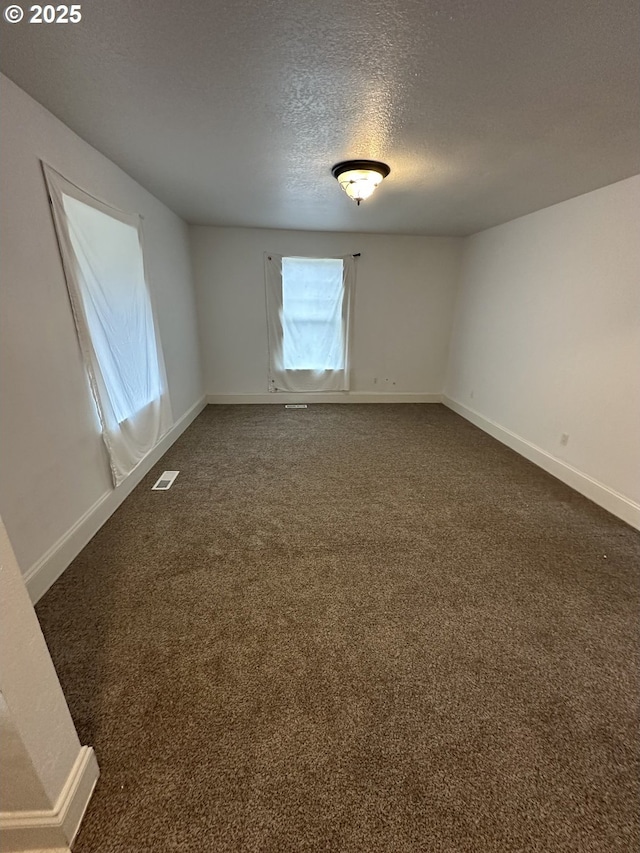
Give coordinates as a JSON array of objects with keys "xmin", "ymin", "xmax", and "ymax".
[{"xmin": 36, "ymin": 404, "xmax": 639, "ymax": 852}]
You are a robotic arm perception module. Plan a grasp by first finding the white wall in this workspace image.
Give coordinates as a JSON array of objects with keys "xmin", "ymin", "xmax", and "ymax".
[
  {"xmin": 445, "ymin": 176, "xmax": 640, "ymax": 526},
  {"xmin": 0, "ymin": 518, "xmax": 98, "ymax": 850},
  {"xmin": 0, "ymin": 694, "xmax": 51, "ymax": 813},
  {"xmin": 190, "ymin": 227, "xmax": 462, "ymax": 400},
  {"xmin": 0, "ymin": 75, "xmax": 204, "ymax": 589}
]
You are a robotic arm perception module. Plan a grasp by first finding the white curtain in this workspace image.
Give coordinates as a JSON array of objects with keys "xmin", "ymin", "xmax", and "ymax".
[
  {"xmin": 264, "ymin": 253, "xmax": 355, "ymax": 392},
  {"xmin": 43, "ymin": 163, "xmax": 172, "ymax": 486}
]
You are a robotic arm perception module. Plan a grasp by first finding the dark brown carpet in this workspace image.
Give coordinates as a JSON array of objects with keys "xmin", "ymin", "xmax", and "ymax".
[{"xmin": 36, "ymin": 404, "xmax": 640, "ymax": 852}]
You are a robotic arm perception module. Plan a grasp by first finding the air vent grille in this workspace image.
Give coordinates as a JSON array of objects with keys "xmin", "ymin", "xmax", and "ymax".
[{"xmin": 152, "ymin": 471, "xmax": 179, "ymax": 490}]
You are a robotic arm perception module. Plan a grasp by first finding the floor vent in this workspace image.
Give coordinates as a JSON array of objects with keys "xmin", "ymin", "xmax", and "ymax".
[
  {"xmin": 285, "ymin": 404, "xmax": 308, "ymax": 409},
  {"xmin": 152, "ymin": 471, "xmax": 179, "ymax": 490}
]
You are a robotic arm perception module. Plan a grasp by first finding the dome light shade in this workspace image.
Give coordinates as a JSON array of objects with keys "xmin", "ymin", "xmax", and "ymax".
[{"xmin": 331, "ymin": 160, "xmax": 390, "ymax": 206}]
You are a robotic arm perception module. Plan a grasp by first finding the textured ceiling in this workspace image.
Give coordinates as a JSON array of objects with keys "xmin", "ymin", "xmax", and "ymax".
[{"xmin": 1, "ymin": 0, "xmax": 638, "ymax": 235}]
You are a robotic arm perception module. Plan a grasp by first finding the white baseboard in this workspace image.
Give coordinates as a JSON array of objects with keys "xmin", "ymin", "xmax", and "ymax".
[
  {"xmin": 443, "ymin": 396, "xmax": 640, "ymax": 530},
  {"xmin": 0, "ymin": 746, "xmax": 98, "ymax": 852},
  {"xmin": 25, "ymin": 396, "xmax": 207, "ymax": 603},
  {"xmin": 206, "ymin": 392, "xmax": 442, "ymax": 404}
]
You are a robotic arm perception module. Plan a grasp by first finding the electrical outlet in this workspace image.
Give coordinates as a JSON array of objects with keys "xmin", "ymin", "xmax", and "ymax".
[{"xmin": 560, "ymin": 433, "xmax": 569, "ymax": 446}]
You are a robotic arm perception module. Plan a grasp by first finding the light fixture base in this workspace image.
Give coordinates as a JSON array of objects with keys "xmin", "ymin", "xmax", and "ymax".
[{"xmin": 331, "ymin": 160, "xmax": 391, "ymax": 180}]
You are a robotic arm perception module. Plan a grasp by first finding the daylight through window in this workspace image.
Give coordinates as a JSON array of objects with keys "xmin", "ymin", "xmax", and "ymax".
[
  {"xmin": 62, "ymin": 194, "xmax": 162, "ymax": 423},
  {"xmin": 282, "ymin": 257, "xmax": 345, "ymax": 371}
]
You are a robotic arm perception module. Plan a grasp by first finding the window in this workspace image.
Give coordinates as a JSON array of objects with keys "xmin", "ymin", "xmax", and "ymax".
[
  {"xmin": 44, "ymin": 164, "xmax": 172, "ymax": 486},
  {"xmin": 282, "ymin": 257, "xmax": 345, "ymax": 370},
  {"xmin": 265, "ymin": 253, "xmax": 356, "ymax": 392},
  {"xmin": 61, "ymin": 194, "xmax": 162, "ymax": 424}
]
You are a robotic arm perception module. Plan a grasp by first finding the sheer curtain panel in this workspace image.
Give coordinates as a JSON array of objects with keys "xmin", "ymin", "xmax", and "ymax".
[
  {"xmin": 43, "ymin": 163, "xmax": 172, "ymax": 486},
  {"xmin": 264, "ymin": 253, "xmax": 355, "ymax": 392}
]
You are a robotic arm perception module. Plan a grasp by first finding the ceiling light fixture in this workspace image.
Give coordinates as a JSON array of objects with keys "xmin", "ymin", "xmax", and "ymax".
[{"xmin": 331, "ymin": 160, "xmax": 390, "ymax": 206}]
